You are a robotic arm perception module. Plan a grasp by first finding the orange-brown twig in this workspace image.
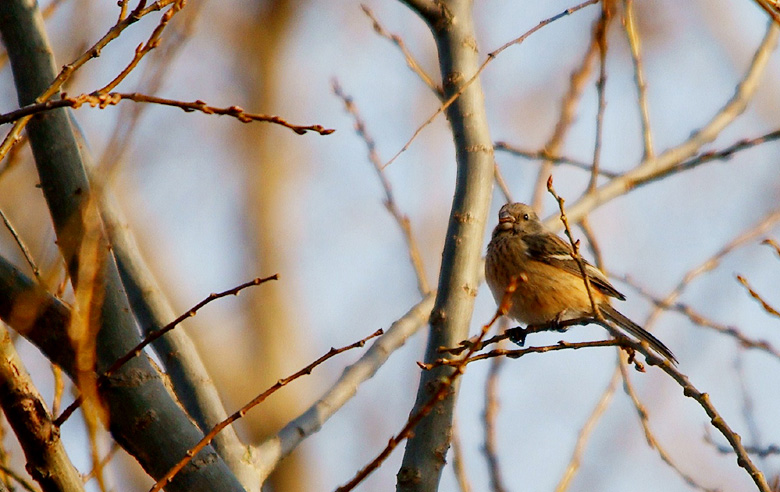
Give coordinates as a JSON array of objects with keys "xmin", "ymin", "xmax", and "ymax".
[
  {"xmin": 763, "ymin": 238, "xmax": 780, "ymax": 258},
  {"xmin": 623, "ymin": 0, "xmax": 654, "ymax": 160},
  {"xmin": 335, "ymin": 279, "xmax": 519, "ymax": 492},
  {"xmin": 381, "ymin": 0, "xmax": 599, "ymax": 169},
  {"xmin": 54, "ymin": 275, "xmax": 279, "ymax": 427},
  {"xmin": 0, "ymin": 93, "xmax": 335, "ymax": 135},
  {"xmin": 0, "ymin": 0, "xmax": 180, "ymax": 163},
  {"xmin": 737, "ymin": 275, "xmax": 780, "ymax": 318},
  {"xmin": 547, "ymin": 177, "xmax": 601, "ymax": 319},
  {"xmin": 96, "ymin": 0, "xmax": 184, "ymax": 95},
  {"xmin": 149, "ymin": 328, "xmax": 384, "ymax": 492},
  {"xmin": 0, "ymin": 208, "xmax": 41, "ymax": 282}
]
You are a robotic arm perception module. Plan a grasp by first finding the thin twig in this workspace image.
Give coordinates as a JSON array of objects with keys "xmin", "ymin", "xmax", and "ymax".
[
  {"xmin": 735, "ymin": 354, "xmax": 764, "ymax": 465},
  {"xmin": 623, "ymin": 0, "xmax": 655, "ymax": 159},
  {"xmin": 82, "ymin": 444, "xmax": 120, "ymax": 483},
  {"xmin": 763, "ymin": 238, "xmax": 780, "ymax": 257},
  {"xmin": 54, "ymin": 275, "xmax": 279, "ymax": 427},
  {"xmin": 0, "ymin": 134, "xmax": 27, "ymax": 181},
  {"xmin": 531, "ymin": 5, "xmax": 601, "ymax": 210},
  {"xmin": 0, "ymin": 92, "xmax": 335, "ymax": 135},
  {"xmin": 0, "ymin": 0, "xmax": 180, "ymax": 163},
  {"xmin": 736, "ymin": 275, "xmax": 780, "ymax": 317},
  {"xmin": 495, "ymin": 142, "xmax": 619, "ymax": 178},
  {"xmin": 624, "ymin": 278, "xmax": 780, "ymax": 361},
  {"xmin": 429, "ymin": 339, "xmax": 627, "ymax": 367},
  {"xmin": 441, "ymin": 315, "xmax": 611, "ymax": 356},
  {"xmin": 0, "ymin": 207, "xmax": 41, "ymax": 282},
  {"xmin": 360, "ymin": 4, "xmax": 442, "ymax": 97},
  {"xmin": 547, "ymin": 177, "xmax": 601, "ymax": 318},
  {"xmin": 588, "ymin": 0, "xmax": 613, "ymax": 193},
  {"xmin": 706, "ymin": 430, "xmax": 780, "ymax": 458},
  {"xmin": 332, "ymin": 79, "xmax": 429, "ymax": 294},
  {"xmin": 96, "ymin": 0, "xmax": 184, "ymax": 95},
  {"xmin": 483, "ymin": 320, "xmax": 507, "ymax": 492},
  {"xmin": 149, "ymin": 328, "xmax": 384, "ymax": 492},
  {"xmin": 643, "ymin": 207, "xmax": 780, "ymax": 329},
  {"xmin": 554, "ymin": 369, "xmax": 620, "ymax": 492},
  {"xmin": 578, "ymin": 217, "xmax": 604, "ymax": 268},
  {"xmin": 493, "ymin": 162, "xmax": 514, "ymax": 203},
  {"xmin": 0, "ymin": 463, "xmax": 39, "ymax": 492},
  {"xmin": 382, "ymin": 0, "xmax": 599, "ymax": 169},
  {"xmin": 450, "ymin": 417, "xmax": 473, "ymax": 492},
  {"xmin": 335, "ymin": 280, "xmax": 519, "ymax": 492},
  {"xmin": 619, "ymin": 362, "xmax": 718, "ymax": 492},
  {"xmin": 51, "ymin": 363, "xmax": 64, "ymax": 419}
]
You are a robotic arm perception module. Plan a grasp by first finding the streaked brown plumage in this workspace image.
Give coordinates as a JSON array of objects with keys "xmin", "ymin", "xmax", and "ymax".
[{"xmin": 485, "ymin": 202, "xmax": 676, "ymax": 363}]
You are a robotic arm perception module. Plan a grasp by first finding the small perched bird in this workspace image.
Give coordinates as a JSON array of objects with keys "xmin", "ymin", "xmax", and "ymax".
[{"xmin": 485, "ymin": 202, "xmax": 676, "ymax": 363}]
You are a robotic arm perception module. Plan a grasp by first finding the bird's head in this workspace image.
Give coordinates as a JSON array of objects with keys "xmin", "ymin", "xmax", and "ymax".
[{"xmin": 494, "ymin": 202, "xmax": 544, "ymax": 236}]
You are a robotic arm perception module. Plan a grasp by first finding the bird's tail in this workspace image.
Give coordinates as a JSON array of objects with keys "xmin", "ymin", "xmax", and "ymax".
[{"xmin": 599, "ymin": 304, "xmax": 677, "ymax": 364}]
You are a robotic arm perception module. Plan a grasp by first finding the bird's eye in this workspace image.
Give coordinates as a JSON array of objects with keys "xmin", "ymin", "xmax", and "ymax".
[{"xmin": 523, "ymin": 213, "xmax": 530, "ymax": 220}]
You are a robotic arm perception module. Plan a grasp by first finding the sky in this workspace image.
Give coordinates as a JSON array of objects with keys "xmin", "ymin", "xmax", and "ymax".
[{"xmin": 1, "ymin": 0, "xmax": 780, "ymax": 491}]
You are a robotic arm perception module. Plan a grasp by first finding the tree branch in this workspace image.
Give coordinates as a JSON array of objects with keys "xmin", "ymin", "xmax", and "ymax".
[
  {"xmin": 0, "ymin": 1, "xmax": 244, "ymax": 490},
  {"xmin": 395, "ymin": 1, "xmax": 496, "ymax": 489}
]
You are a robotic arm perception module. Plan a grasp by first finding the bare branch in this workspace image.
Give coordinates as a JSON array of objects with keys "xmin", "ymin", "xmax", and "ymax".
[
  {"xmin": 54, "ymin": 275, "xmax": 279, "ymax": 427},
  {"xmin": 384, "ymin": 0, "xmax": 599, "ymax": 170},
  {"xmin": 254, "ymin": 293, "xmax": 435, "ymax": 482},
  {"xmin": 0, "ymin": 326, "xmax": 85, "ymax": 492},
  {"xmin": 483, "ymin": 328, "xmax": 507, "ymax": 492},
  {"xmin": 623, "ymin": 0, "xmax": 655, "ymax": 159},
  {"xmin": 554, "ymin": 370, "xmax": 619, "ymax": 492},
  {"xmin": 361, "ymin": 5, "xmax": 442, "ymax": 97},
  {"xmin": 0, "ymin": 208, "xmax": 41, "ymax": 282},
  {"xmin": 623, "ymin": 276, "xmax": 780, "ymax": 360},
  {"xmin": 495, "ymin": 142, "xmax": 619, "ymax": 178},
  {"xmin": 588, "ymin": 0, "xmax": 613, "ymax": 193},
  {"xmin": 557, "ymin": 23, "xmax": 779, "ymax": 225},
  {"xmin": 150, "ymin": 329, "xmax": 384, "ymax": 492},
  {"xmin": 450, "ymin": 418, "xmax": 473, "ymax": 492},
  {"xmin": 0, "ymin": 0, "xmax": 180, "ymax": 163},
  {"xmin": 0, "ymin": 92, "xmax": 335, "ymax": 135},
  {"xmin": 619, "ymin": 362, "xmax": 718, "ymax": 492},
  {"xmin": 332, "ymin": 80, "xmax": 429, "ymax": 294},
  {"xmin": 736, "ymin": 275, "xmax": 780, "ymax": 318}
]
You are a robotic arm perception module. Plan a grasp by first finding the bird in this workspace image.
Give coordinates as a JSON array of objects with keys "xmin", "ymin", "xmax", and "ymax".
[{"xmin": 485, "ymin": 202, "xmax": 676, "ymax": 363}]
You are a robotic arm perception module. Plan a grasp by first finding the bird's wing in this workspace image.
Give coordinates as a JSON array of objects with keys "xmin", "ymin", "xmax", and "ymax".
[{"xmin": 523, "ymin": 233, "xmax": 626, "ymax": 300}]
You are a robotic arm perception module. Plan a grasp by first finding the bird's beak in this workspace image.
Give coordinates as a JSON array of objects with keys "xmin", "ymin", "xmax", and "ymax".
[
  {"xmin": 497, "ymin": 211, "xmax": 514, "ymax": 230},
  {"xmin": 498, "ymin": 212, "xmax": 514, "ymax": 224}
]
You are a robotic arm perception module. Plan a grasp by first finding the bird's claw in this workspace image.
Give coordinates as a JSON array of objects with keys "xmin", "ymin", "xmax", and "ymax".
[{"xmin": 507, "ymin": 326, "xmax": 528, "ymax": 346}]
